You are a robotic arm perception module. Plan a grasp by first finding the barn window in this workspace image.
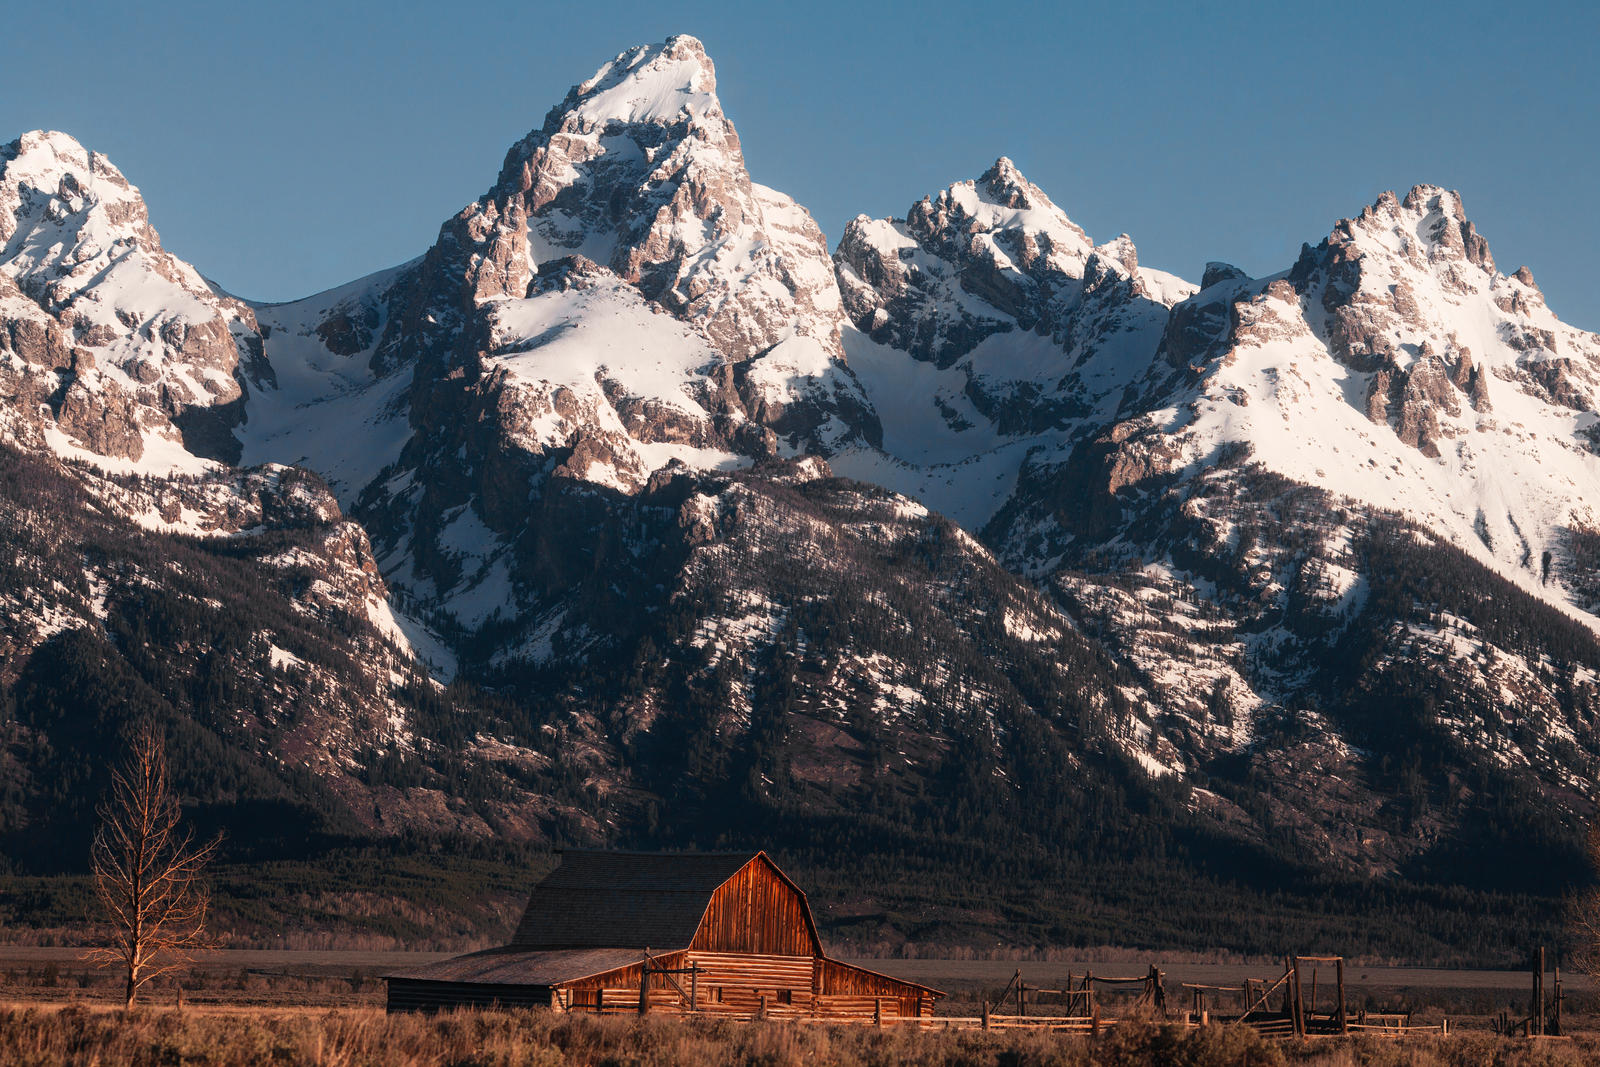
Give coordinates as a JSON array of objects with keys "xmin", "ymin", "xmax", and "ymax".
[
  {"xmin": 777, "ymin": 990, "xmax": 793, "ymax": 1005},
  {"xmin": 713, "ymin": 987, "xmax": 723, "ymax": 1003}
]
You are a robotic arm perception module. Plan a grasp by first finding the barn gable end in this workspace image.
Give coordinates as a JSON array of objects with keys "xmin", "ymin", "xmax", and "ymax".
[{"xmin": 688, "ymin": 854, "xmax": 821, "ymax": 956}]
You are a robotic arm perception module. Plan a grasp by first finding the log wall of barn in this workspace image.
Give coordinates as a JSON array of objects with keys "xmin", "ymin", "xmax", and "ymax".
[
  {"xmin": 559, "ymin": 952, "xmax": 685, "ymax": 997},
  {"xmin": 686, "ymin": 951, "xmax": 814, "ymax": 1014},
  {"xmin": 816, "ymin": 958, "xmax": 933, "ymax": 1018},
  {"xmin": 553, "ymin": 952, "xmax": 933, "ymax": 1021}
]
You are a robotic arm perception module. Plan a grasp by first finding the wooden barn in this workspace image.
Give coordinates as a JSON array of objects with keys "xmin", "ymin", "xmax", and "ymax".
[{"xmin": 385, "ymin": 850, "xmax": 943, "ymax": 1021}]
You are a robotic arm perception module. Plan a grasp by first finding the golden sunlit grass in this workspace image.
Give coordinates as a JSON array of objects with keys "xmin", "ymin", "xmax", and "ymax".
[{"xmin": 2, "ymin": 1003, "xmax": 1599, "ymax": 1067}]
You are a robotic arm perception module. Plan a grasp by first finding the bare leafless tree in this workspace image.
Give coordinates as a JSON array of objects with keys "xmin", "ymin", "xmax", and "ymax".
[
  {"xmin": 85, "ymin": 725, "xmax": 221, "ymax": 1007},
  {"xmin": 1571, "ymin": 824, "xmax": 1600, "ymax": 979}
]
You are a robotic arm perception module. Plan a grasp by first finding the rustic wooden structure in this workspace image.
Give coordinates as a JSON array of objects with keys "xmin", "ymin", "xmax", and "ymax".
[
  {"xmin": 992, "ymin": 964, "xmax": 1166, "ymax": 1024},
  {"xmin": 385, "ymin": 850, "xmax": 943, "ymax": 1020},
  {"xmin": 1494, "ymin": 946, "xmax": 1565, "ymax": 1038},
  {"xmin": 1187, "ymin": 955, "xmax": 1448, "ymax": 1041}
]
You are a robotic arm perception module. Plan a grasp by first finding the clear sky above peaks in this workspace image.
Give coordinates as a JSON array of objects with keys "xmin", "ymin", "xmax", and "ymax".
[{"xmin": 4, "ymin": 1, "xmax": 1596, "ymax": 329}]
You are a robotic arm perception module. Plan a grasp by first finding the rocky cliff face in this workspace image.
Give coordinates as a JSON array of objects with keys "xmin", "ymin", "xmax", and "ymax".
[
  {"xmin": 6, "ymin": 35, "xmax": 1600, "ymax": 946},
  {"xmin": 374, "ymin": 35, "xmax": 869, "ymax": 443}
]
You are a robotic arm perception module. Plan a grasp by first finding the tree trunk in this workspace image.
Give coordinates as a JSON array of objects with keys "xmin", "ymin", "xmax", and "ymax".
[{"xmin": 125, "ymin": 970, "xmax": 136, "ymax": 1009}]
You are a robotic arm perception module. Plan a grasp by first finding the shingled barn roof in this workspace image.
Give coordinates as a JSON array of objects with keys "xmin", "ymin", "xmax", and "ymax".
[
  {"xmin": 509, "ymin": 850, "xmax": 767, "ymax": 951},
  {"xmin": 387, "ymin": 946, "xmax": 644, "ymax": 986}
]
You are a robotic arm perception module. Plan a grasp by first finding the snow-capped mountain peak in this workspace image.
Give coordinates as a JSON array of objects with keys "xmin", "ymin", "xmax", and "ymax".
[
  {"xmin": 1039, "ymin": 182, "xmax": 1600, "ymax": 627},
  {"xmin": 0, "ymin": 130, "xmax": 157, "ymax": 251},
  {"xmin": 836, "ymin": 156, "xmax": 1191, "ymax": 373},
  {"xmin": 565, "ymin": 33, "xmax": 720, "ymax": 130},
  {"xmin": 479, "ymin": 34, "xmax": 843, "ymax": 369},
  {"xmin": 0, "ymin": 130, "xmax": 264, "ymax": 471}
]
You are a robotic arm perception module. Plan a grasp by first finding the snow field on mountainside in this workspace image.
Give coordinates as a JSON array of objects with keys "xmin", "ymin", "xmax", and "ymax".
[
  {"xmin": 1169, "ymin": 259, "xmax": 1600, "ymax": 631},
  {"xmin": 242, "ymin": 265, "xmax": 415, "ymax": 507}
]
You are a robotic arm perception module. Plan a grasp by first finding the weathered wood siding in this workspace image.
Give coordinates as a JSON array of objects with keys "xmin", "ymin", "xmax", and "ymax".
[
  {"xmin": 688, "ymin": 858, "xmax": 820, "ymax": 956},
  {"xmin": 685, "ymin": 951, "xmax": 814, "ymax": 1015},
  {"xmin": 559, "ymin": 952, "xmax": 686, "ymax": 996},
  {"xmin": 815, "ymin": 958, "xmax": 932, "ymax": 1019},
  {"xmin": 557, "ymin": 951, "xmax": 859, "ymax": 1018},
  {"xmin": 550, "ymin": 917, "xmax": 936, "ymax": 1022},
  {"xmin": 812, "ymin": 994, "xmax": 901, "ymax": 1021}
]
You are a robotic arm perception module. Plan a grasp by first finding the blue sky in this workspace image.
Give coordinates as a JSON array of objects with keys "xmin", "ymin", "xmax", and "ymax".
[{"xmin": 4, "ymin": 1, "xmax": 1597, "ymax": 328}]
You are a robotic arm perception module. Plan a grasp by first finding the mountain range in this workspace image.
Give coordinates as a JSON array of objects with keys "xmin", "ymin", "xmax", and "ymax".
[{"xmin": 4, "ymin": 34, "xmax": 1599, "ymax": 959}]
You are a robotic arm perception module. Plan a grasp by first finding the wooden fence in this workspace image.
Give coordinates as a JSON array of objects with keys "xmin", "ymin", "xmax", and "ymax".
[
  {"xmin": 931, "ymin": 954, "xmax": 1455, "ymax": 1041},
  {"xmin": 561, "ymin": 945, "xmax": 1576, "ymax": 1042}
]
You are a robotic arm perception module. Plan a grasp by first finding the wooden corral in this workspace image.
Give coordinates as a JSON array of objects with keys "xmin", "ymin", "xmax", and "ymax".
[
  {"xmin": 1180, "ymin": 956, "xmax": 1450, "ymax": 1041},
  {"xmin": 949, "ymin": 956, "xmax": 1455, "ymax": 1042},
  {"xmin": 385, "ymin": 850, "xmax": 941, "ymax": 1021}
]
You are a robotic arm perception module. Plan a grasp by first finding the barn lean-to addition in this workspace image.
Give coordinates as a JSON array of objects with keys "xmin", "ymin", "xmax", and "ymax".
[{"xmin": 385, "ymin": 850, "xmax": 943, "ymax": 1021}]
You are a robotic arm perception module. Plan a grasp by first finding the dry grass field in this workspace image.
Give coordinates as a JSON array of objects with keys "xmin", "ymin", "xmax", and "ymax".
[
  {"xmin": 3, "ymin": 1001, "xmax": 1600, "ymax": 1067},
  {"xmin": 6, "ymin": 947, "xmax": 1589, "ymax": 1020},
  {"xmin": 3, "ymin": 948, "xmax": 1599, "ymax": 1064}
]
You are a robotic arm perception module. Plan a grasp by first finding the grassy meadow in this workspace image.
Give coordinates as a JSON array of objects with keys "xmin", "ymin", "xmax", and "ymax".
[
  {"xmin": 3, "ymin": 947, "xmax": 1596, "ymax": 1065},
  {"xmin": 4, "ymin": 1003, "xmax": 1600, "ymax": 1067}
]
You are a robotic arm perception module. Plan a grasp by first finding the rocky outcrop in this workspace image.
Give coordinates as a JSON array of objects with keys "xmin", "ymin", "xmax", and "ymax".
[
  {"xmin": 1201, "ymin": 262, "xmax": 1250, "ymax": 290},
  {"xmin": 1394, "ymin": 361, "xmax": 1450, "ymax": 456},
  {"xmin": 1366, "ymin": 369, "xmax": 1392, "ymax": 424},
  {"xmin": 835, "ymin": 157, "xmax": 1100, "ymax": 367}
]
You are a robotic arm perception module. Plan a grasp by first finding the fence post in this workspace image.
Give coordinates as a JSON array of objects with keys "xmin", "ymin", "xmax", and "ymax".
[
  {"xmin": 1336, "ymin": 958, "xmax": 1347, "ymax": 1035},
  {"xmin": 1289, "ymin": 956, "xmax": 1304, "ymax": 1037},
  {"xmin": 1548, "ymin": 966, "xmax": 1561, "ymax": 1036},
  {"xmin": 982, "ymin": 1000, "xmax": 990, "ymax": 1031},
  {"xmin": 1533, "ymin": 947, "xmax": 1544, "ymax": 1037}
]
